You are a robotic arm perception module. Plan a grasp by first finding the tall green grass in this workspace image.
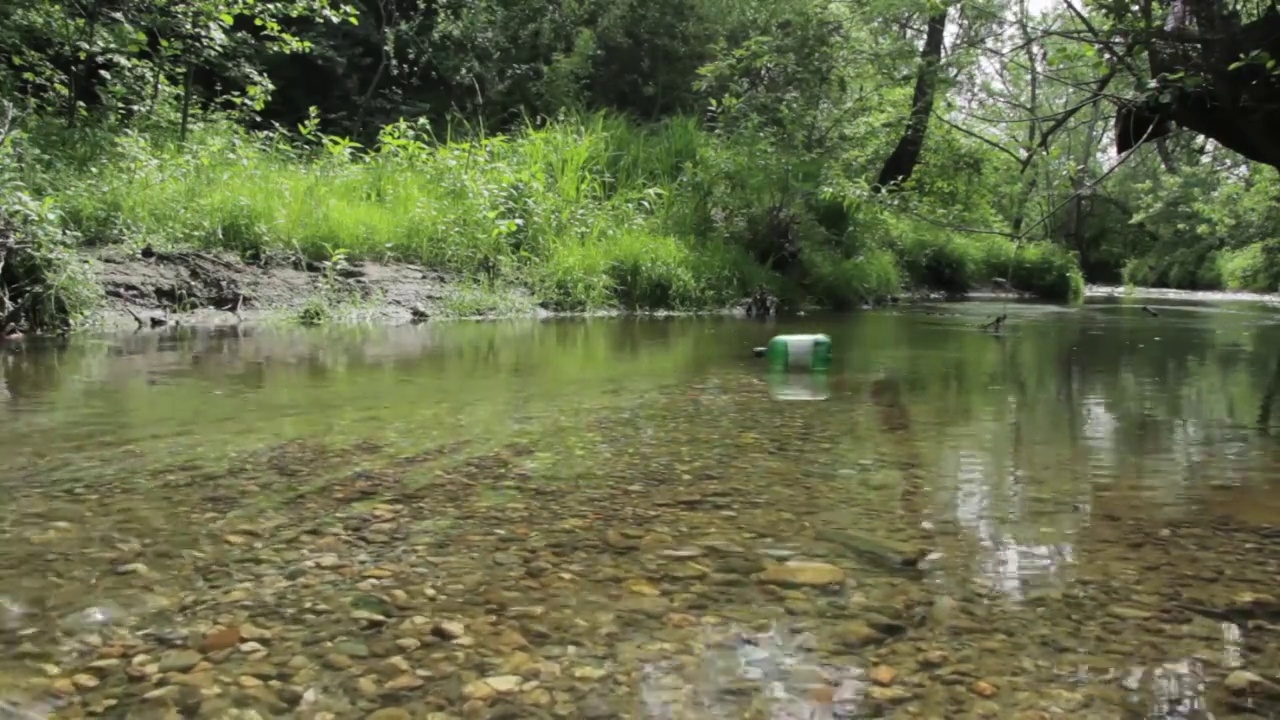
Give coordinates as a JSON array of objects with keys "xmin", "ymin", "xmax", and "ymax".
[{"xmin": 15, "ymin": 111, "xmax": 1085, "ymax": 314}]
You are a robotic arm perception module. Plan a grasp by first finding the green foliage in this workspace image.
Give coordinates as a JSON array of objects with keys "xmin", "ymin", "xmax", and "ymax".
[
  {"xmin": 0, "ymin": 0, "xmax": 356, "ymax": 131},
  {"xmin": 890, "ymin": 227, "xmax": 1083, "ymax": 302},
  {"xmin": 1004, "ymin": 242, "xmax": 1086, "ymax": 302},
  {"xmin": 1115, "ymin": 159, "xmax": 1280, "ymax": 292},
  {"xmin": 23, "ymin": 0, "xmax": 1279, "ymax": 329},
  {"xmin": 1220, "ymin": 240, "xmax": 1280, "ymax": 293},
  {"xmin": 0, "ymin": 107, "xmax": 98, "ymax": 331},
  {"xmin": 7, "ymin": 104, "xmax": 1082, "ymax": 322},
  {"xmin": 439, "ymin": 281, "xmax": 539, "ymax": 318},
  {"xmin": 18, "ymin": 112, "xmax": 766, "ymax": 313},
  {"xmin": 802, "ymin": 246, "xmax": 902, "ymax": 310}
]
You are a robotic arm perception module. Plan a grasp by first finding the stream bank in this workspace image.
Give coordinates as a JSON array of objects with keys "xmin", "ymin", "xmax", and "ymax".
[{"xmin": 9, "ymin": 241, "xmax": 1279, "ymax": 341}]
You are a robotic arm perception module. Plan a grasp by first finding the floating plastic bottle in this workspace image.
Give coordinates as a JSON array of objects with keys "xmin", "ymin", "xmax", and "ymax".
[{"xmin": 764, "ymin": 334, "xmax": 832, "ymax": 371}]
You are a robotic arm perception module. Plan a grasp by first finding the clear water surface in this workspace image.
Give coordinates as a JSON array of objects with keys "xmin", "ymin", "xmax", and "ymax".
[{"xmin": 3, "ymin": 295, "xmax": 1280, "ymax": 719}]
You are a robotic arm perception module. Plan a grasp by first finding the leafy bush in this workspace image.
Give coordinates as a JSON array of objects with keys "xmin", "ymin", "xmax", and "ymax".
[
  {"xmin": 1220, "ymin": 240, "xmax": 1280, "ymax": 293},
  {"xmin": 1, "ymin": 111, "xmax": 99, "ymax": 332}
]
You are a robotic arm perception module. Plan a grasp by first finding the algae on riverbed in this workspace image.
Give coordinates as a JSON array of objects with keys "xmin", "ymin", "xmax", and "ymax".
[{"xmin": 3, "ymin": 300, "xmax": 1280, "ymax": 718}]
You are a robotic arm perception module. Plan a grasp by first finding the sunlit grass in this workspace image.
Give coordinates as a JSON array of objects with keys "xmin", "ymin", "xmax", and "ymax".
[{"xmin": 18, "ymin": 110, "xmax": 1084, "ymax": 310}]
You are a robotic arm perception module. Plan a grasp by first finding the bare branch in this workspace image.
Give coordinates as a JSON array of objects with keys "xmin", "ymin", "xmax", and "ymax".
[
  {"xmin": 933, "ymin": 111, "xmax": 1023, "ymax": 163},
  {"xmin": 1020, "ymin": 66, "xmax": 1118, "ymax": 169}
]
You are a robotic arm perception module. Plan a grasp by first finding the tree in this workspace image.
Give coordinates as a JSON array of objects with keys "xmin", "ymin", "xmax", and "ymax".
[
  {"xmin": 1082, "ymin": 0, "xmax": 1280, "ymax": 169},
  {"xmin": 877, "ymin": 5, "xmax": 950, "ymax": 188}
]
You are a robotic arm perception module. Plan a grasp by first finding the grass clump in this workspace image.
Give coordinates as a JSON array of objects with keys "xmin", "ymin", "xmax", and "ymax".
[
  {"xmin": 1, "ymin": 113, "xmax": 99, "ymax": 333},
  {"xmin": 30, "ymin": 112, "xmax": 759, "ymax": 314},
  {"xmin": 440, "ymin": 282, "xmax": 540, "ymax": 318},
  {"xmin": 889, "ymin": 228, "xmax": 1084, "ymax": 302}
]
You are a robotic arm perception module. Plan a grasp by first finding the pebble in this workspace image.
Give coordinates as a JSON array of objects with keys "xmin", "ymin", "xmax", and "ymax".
[
  {"xmin": 240, "ymin": 623, "xmax": 273, "ymax": 640},
  {"xmin": 972, "ymin": 680, "xmax": 999, "ymax": 698},
  {"xmin": 484, "ymin": 675, "xmax": 524, "ymax": 693},
  {"xmin": 324, "ymin": 653, "xmax": 355, "ymax": 670},
  {"xmin": 831, "ymin": 620, "xmax": 885, "ymax": 649},
  {"xmin": 625, "ymin": 579, "xmax": 661, "ymax": 596},
  {"xmin": 335, "ymin": 641, "xmax": 371, "ymax": 658},
  {"xmin": 1223, "ymin": 669, "xmax": 1280, "ymax": 697},
  {"xmin": 658, "ymin": 548, "xmax": 705, "ymax": 558},
  {"xmin": 385, "ymin": 673, "xmax": 425, "ymax": 691},
  {"xmin": 12, "ymin": 410, "xmax": 1280, "ymax": 720},
  {"xmin": 756, "ymin": 561, "xmax": 845, "ymax": 587},
  {"xmin": 463, "ymin": 679, "xmax": 496, "ymax": 701},
  {"xmin": 869, "ymin": 665, "xmax": 897, "ymax": 686},
  {"xmin": 1107, "ymin": 605, "xmax": 1154, "ymax": 620},
  {"xmin": 866, "ymin": 686, "xmax": 913, "ymax": 702},
  {"xmin": 157, "ymin": 649, "xmax": 203, "ymax": 673},
  {"xmin": 571, "ymin": 666, "xmax": 608, "ymax": 680},
  {"xmin": 432, "ymin": 620, "xmax": 466, "ymax": 640},
  {"xmin": 202, "ymin": 626, "xmax": 242, "ymax": 652}
]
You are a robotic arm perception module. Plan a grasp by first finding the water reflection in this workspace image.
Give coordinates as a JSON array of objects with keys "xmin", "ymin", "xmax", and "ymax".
[
  {"xmin": 951, "ymin": 450, "xmax": 1077, "ymax": 601},
  {"xmin": 638, "ymin": 624, "xmax": 866, "ymax": 720},
  {"xmin": 766, "ymin": 373, "xmax": 830, "ymax": 402}
]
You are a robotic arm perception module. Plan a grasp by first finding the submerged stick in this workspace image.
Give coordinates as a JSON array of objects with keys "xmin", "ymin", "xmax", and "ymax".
[
  {"xmin": 978, "ymin": 313, "xmax": 1007, "ymax": 332},
  {"xmin": 123, "ymin": 306, "xmax": 145, "ymax": 330},
  {"xmin": 227, "ymin": 293, "xmax": 244, "ymax": 323}
]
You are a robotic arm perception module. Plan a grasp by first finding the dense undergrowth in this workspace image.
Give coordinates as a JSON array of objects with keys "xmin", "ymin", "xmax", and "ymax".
[
  {"xmin": 1115, "ymin": 162, "xmax": 1280, "ymax": 293},
  {"xmin": 3, "ymin": 111, "xmax": 1083, "ymax": 328}
]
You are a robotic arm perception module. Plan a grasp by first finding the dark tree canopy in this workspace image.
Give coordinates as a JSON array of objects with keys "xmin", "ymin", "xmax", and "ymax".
[{"xmin": 1112, "ymin": 0, "xmax": 1280, "ymax": 168}]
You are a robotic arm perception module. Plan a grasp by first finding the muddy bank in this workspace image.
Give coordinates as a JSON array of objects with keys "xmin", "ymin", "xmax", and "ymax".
[{"xmin": 86, "ymin": 246, "xmax": 540, "ymax": 332}]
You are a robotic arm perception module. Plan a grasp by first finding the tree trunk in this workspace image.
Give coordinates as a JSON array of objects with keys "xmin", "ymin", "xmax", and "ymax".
[{"xmin": 876, "ymin": 8, "xmax": 949, "ymax": 188}]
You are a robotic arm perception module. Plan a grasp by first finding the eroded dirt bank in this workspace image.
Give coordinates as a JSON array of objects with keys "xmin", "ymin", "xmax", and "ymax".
[{"xmin": 86, "ymin": 246, "xmax": 529, "ymax": 331}]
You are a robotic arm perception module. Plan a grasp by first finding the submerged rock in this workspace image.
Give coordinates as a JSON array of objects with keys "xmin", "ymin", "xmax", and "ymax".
[{"xmin": 755, "ymin": 561, "xmax": 846, "ymax": 587}]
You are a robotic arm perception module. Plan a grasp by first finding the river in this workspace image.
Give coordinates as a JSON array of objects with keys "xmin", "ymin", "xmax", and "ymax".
[{"xmin": 2, "ymin": 295, "xmax": 1280, "ymax": 719}]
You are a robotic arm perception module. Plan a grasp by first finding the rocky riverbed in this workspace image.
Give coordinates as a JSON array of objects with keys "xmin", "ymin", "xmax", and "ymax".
[{"xmin": 3, "ymin": 375, "xmax": 1280, "ymax": 720}]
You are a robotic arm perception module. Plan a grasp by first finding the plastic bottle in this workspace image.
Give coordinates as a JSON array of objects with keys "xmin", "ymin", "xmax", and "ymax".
[{"xmin": 764, "ymin": 334, "xmax": 832, "ymax": 371}]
